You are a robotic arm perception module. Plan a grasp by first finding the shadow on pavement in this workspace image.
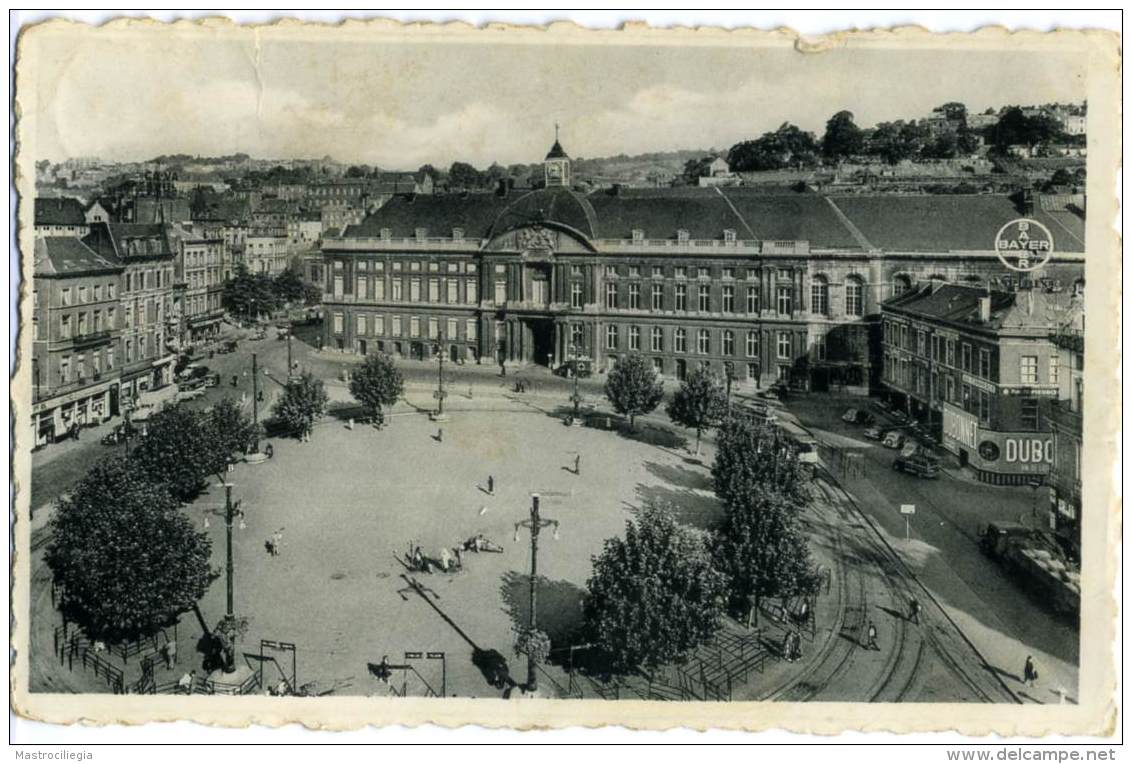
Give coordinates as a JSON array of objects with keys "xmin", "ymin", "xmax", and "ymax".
[
  {"xmin": 643, "ymin": 460, "xmax": 713, "ymax": 491},
  {"xmin": 499, "ymin": 570, "xmax": 587, "ymax": 650},
  {"xmin": 632, "ymin": 484, "xmax": 725, "ymax": 532}
]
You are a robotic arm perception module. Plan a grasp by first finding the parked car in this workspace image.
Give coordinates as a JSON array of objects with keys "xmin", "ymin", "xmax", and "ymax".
[
  {"xmin": 203, "ymin": 372, "xmax": 221, "ymax": 388},
  {"xmin": 176, "ymin": 388, "xmax": 206, "ymax": 402},
  {"xmin": 863, "ymin": 425, "xmax": 885, "ymax": 440},
  {"xmin": 883, "ymin": 431, "xmax": 905, "ymax": 449},
  {"xmin": 218, "ymin": 340, "xmax": 239, "ymax": 354},
  {"xmin": 841, "ymin": 408, "xmax": 875, "ymax": 425},
  {"xmin": 101, "ymin": 421, "xmax": 138, "ymax": 446},
  {"xmin": 892, "ymin": 453, "xmax": 940, "ymax": 478}
]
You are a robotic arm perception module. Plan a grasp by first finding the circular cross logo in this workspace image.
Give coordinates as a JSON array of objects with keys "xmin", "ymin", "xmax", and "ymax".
[
  {"xmin": 978, "ymin": 440, "xmax": 1000, "ymax": 462},
  {"xmin": 995, "ymin": 218, "xmax": 1055, "ymax": 272}
]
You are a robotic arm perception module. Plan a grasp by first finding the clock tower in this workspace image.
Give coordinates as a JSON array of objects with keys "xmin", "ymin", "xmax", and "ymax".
[{"xmin": 544, "ymin": 125, "xmax": 571, "ymax": 188}]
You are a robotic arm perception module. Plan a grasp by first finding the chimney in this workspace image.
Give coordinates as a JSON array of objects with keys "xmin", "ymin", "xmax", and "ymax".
[{"xmin": 978, "ymin": 295, "xmax": 991, "ymax": 323}]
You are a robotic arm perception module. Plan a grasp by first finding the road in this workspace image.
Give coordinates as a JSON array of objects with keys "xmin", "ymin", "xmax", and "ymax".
[{"xmin": 781, "ymin": 393, "xmax": 1080, "ymax": 704}]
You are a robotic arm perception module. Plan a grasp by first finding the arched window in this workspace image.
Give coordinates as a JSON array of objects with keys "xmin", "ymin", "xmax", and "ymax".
[
  {"xmin": 892, "ymin": 274, "xmax": 912, "ymax": 297},
  {"xmin": 845, "ymin": 276, "xmax": 865, "ymax": 317},
  {"xmin": 810, "ymin": 275, "xmax": 829, "ymax": 316}
]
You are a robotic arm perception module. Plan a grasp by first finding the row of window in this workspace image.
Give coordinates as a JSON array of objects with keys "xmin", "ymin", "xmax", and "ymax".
[
  {"xmin": 333, "ymin": 259, "xmax": 478, "ymax": 275},
  {"xmin": 333, "ymin": 312, "xmax": 480, "ymax": 343},
  {"xmin": 124, "ymin": 267, "xmax": 173, "ymax": 294},
  {"xmin": 55, "ymin": 308, "xmax": 117, "ymax": 339},
  {"xmin": 593, "ymin": 279, "xmax": 862, "ymax": 317},
  {"xmin": 599, "ymin": 324, "xmax": 793, "ymax": 360},
  {"xmin": 335, "ymin": 275, "xmax": 480, "ymax": 305},
  {"xmin": 884, "ymin": 320, "xmax": 1059, "ymax": 386},
  {"xmin": 55, "ymin": 282, "xmax": 117, "ymax": 307},
  {"xmin": 57, "ymin": 348, "xmax": 114, "ymax": 384}
]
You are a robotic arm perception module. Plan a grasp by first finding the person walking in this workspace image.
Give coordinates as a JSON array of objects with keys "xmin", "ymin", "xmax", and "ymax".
[
  {"xmin": 163, "ymin": 639, "xmax": 177, "ymax": 670},
  {"xmin": 865, "ymin": 620, "xmax": 879, "ymax": 651},
  {"xmin": 908, "ymin": 596, "xmax": 921, "ymax": 625},
  {"xmin": 487, "ymin": 475, "xmax": 495, "ymax": 495},
  {"xmin": 271, "ymin": 529, "xmax": 283, "ymax": 557},
  {"xmin": 178, "ymin": 670, "xmax": 196, "ymax": 694},
  {"xmin": 1024, "ymin": 655, "xmax": 1038, "ymax": 688},
  {"xmin": 437, "ymin": 427, "xmax": 444, "ymax": 443}
]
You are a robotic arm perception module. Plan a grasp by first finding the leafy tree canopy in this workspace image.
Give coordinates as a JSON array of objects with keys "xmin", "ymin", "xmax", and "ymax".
[
  {"xmin": 666, "ymin": 367, "xmax": 728, "ymax": 454},
  {"xmin": 348, "ymin": 353, "xmax": 404, "ymax": 425},
  {"xmin": 132, "ymin": 405, "xmax": 228, "ymax": 501},
  {"xmin": 711, "ymin": 415, "xmax": 808, "ymax": 509},
  {"xmin": 46, "ymin": 457, "xmax": 213, "ymax": 641},
  {"xmin": 728, "ymin": 123, "xmax": 820, "ymax": 172},
  {"xmin": 272, "ymin": 372, "xmax": 329, "ymax": 439},
  {"xmin": 584, "ymin": 504, "xmax": 728, "ymax": 677},
  {"xmin": 603, "ymin": 354, "xmax": 664, "ymax": 429},
  {"xmin": 821, "ymin": 110, "xmax": 865, "ymax": 161}
]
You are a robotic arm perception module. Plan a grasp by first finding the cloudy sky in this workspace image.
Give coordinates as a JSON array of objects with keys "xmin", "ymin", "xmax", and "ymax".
[{"xmin": 21, "ymin": 23, "xmax": 1088, "ymax": 169}]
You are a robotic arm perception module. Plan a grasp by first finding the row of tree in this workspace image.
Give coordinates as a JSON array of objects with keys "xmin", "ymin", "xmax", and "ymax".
[
  {"xmin": 221, "ymin": 265, "xmax": 320, "ymax": 322},
  {"xmin": 46, "ymin": 400, "xmax": 260, "ymax": 641},
  {"xmin": 723, "ymin": 104, "xmax": 1082, "ymax": 172}
]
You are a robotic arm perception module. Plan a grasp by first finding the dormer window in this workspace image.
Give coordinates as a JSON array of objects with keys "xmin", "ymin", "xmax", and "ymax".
[
  {"xmin": 631, "ymin": 229, "xmax": 644, "ymax": 242},
  {"xmin": 676, "ymin": 229, "xmax": 690, "ymax": 243},
  {"xmin": 380, "ymin": 228, "xmax": 392, "ymax": 241},
  {"xmin": 452, "ymin": 227, "xmax": 465, "ymax": 242},
  {"xmin": 723, "ymin": 229, "xmax": 737, "ymax": 243},
  {"xmin": 414, "ymin": 227, "xmax": 428, "ymax": 241}
]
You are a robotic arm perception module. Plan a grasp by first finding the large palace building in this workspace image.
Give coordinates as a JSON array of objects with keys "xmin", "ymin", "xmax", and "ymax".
[{"xmin": 320, "ymin": 139, "xmax": 1085, "ymax": 393}]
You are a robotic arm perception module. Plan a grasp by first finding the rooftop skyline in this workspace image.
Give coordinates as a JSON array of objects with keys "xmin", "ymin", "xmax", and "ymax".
[{"xmin": 21, "ymin": 24, "xmax": 1088, "ymax": 168}]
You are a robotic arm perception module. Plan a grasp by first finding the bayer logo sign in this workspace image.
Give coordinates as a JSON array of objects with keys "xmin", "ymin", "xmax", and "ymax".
[{"xmin": 995, "ymin": 218, "xmax": 1055, "ymax": 272}]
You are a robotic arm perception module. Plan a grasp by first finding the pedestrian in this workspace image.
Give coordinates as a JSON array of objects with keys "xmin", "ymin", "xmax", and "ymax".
[
  {"xmin": 271, "ymin": 529, "xmax": 283, "ymax": 556},
  {"xmin": 265, "ymin": 443, "xmax": 274, "ymax": 459},
  {"xmin": 908, "ymin": 596, "xmax": 920, "ymax": 625},
  {"xmin": 865, "ymin": 620, "xmax": 879, "ymax": 651},
  {"xmin": 439, "ymin": 546, "xmax": 453, "ymax": 572},
  {"xmin": 232, "ymin": 375, "xmax": 238, "ymax": 388},
  {"xmin": 163, "ymin": 639, "xmax": 177, "ymax": 670},
  {"xmin": 1024, "ymin": 655, "xmax": 1038, "ymax": 688},
  {"xmin": 574, "ymin": 454, "xmax": 581, "ymax": 475},
  {"xmin": 437, "ymin": 427, "xmax": 443, "ymax": 443},
  {"xmin": 178, "ymin": 670, "xmax": 196, "ymax": 694},
  {"xmin": 487, "ymin": 475, "xmax": 495, "ymax": 495}
]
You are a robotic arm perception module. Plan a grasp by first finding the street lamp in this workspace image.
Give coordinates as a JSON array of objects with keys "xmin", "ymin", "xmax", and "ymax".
[
  {"xmin": 568, "ymin": 343, "xmax": 583, "ymax": 424},
  {"xmin": 432, "ymin": 330, "xmax": 448, "ymax": 420},
  {"xmin": 513, "ymin": 493, "xmax": 560, "ymax": 694}
]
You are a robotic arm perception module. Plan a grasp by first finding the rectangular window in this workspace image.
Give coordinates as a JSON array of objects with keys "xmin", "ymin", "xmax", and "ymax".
[
  {"xmin": 466, "ymin": 280, "xmax": 478, "ymax": 304},
  {"xmin": 815, "ymin": 334, "xmax": 827, "ymax": 361},
  {"xmin": 78, "ymin": 286, "xmax": 88, "ymax": 303},
  {"xmin": 1049, "ymin": 356, "xmax": 1059, "ymax": 386},
  {"xmin": 674, "ymin": 284, "xmax": 687, "ymax": 311},
  {"xmin": 722, "ymin": 285, "xmax": 734, "ymax": 313},
  {"xmin": 333, "ymin": 312, "xmax": 344, "ymax": 334},
  {"xmin": 570, "ymin": 265, "xmax": 582, "ymax": 277},
  {"xmin": 746, "ymin": 331, "xmax": 759, "ymax": 358},
  {"xmin": 629, "ymin": 283, "xmax": 640, "ymax": 310},
  {"xmin": 674, "ymin": 328, "xmax": 687, "ymax": 353},
  {"xmin": 651, "ymin": 266, "xmax": 663, "ymax": 278},
  {"xmin": 697, "ymin": 267, "xmax": 710, "ymax": 280},
  {"xmin": 570, "ymin": 323, "xmax": 585, "ymax": 347},
  {"xmin": 494, "ymin": 281, "xmax": 507, "ymax": 304},
  {"xmin": 60, "ymin": 357, "xmax": 70, "ymax": 382},
  {"xmin": 605, "ymin": 265, "xmax": 618, "ymax": 277},
  {"xmin": 629, "ymin": 266, "xmax": 641, "ymax": 278},
  {"xmin": 917, "ymin": 330, "xmax": 926, "ymax": 357},
  {"xmin": 356, "ymin": 277, "xmax": 368, "ymax": 300},
  {"xmin": 722, "ymin": 330, "xmax": 735, "ymax": 356},
  {"xmin": 961, "ymin": 343, "xmax": 973, "ymax": 372},
  {"xmin": 1020, "ymin": 355, "xmax": 1038, "ymax": 385},
  {"xmin": 651, "ymin": 283, "xmax": 663, "ymax": 311},
  {"xmin": 650, "ymin": 326, "xmax": 663, "ymax": 352},
  {"xmin": 410, "ymin": 278, "xmax": 422, "ymax": 302},
  {"xmin": 978, "ymin": 349, "xmax": 991, "ymax": 379},
  {"xmin": 722, "ymin": 267, "xmax": 735, "ymax": 280},
  {"xmin": 978, "ymin": 390, "xmax": 991, "ymax": 425},
  {"xmin": 391, "ymin": 315, "xmax": 402, "ymax": 336},
  {"xmin": 60, "ymin": 314, "xmax": 71, "ymax": 339},
  {"xmin": 776, "ymin": 285, "xmax": 792, "ymax": 315},
  {"xmin": 698, "ymin": 284, "xmax": 710, "ymax": 312},
  {"xmin": 946, "ymin": 339, "xmax": 956, "ymax": 367},
  {"xmin": 428, "ymin": 317, "xmax": 439, "ymax": 339},
  {"xmin": 570, "ymin": 282, "xmax": 583, "ymax": 309},
  {"xmin": 776, "ymin": 331, "xmax": 791, "ymax": 360},
  {"xmin": 674, "ymin": 266, "xmax": 687, "ymax": 279},
  {"xmin": 747, "ymin": 286, "xmax": 759, "ymax": 314},
  {"xmin": 606, "ymin": 282, "xmax": 618, "ymax": 309},
  {"xmin": 466, "ymin": 319, "xmax": 477, "ymax": 342},
  {"xmin": 356, "ymin": 314, "xmax": 367, "ymax": 336},
  {"xmin": 410, "ymin": 316, "xmax": 421, "ymax": 338},
  {"xmin": 333, "ymin": 275, "xmax": 344, "ymax": 297},
  {"xmin": 447, "ymin": 280, "xmax": 459, "ymax": 304},
  {"xmin": 391, "ymin": 279, "xmax": 403, "ymax": 301},
  {"xmin": 629, "ymin": 326, "xmax": 641, "ymax": 351},
  {"xmin": 1020, "ymin": 397, "xmax": 1040, "ymax": 430},
  {"xmin": 697, "ymin": 328, "xmax": 710, "ymax": 355},
  {"xmin": 374, "ymin": 279, "xmax": 386, "ymax": 300},
  {"xmin": 446, "ymin": 318, "xmax": 458, "ymax": 341},
  {"xmin": 429, "ymin": 278, "xmax": 440, "ymax": 303},
  {"xmin": 375, "ymin": 316, "xmax": 385, "ymax": 336},
  {"xmin": 606, "ymin": 325, "xmax": 618, "ymax": 350}
]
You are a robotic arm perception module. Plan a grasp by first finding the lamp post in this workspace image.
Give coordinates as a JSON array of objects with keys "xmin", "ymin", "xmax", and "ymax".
[
  {"xmin": 433, "ymin": 330, "xmax": 448, "ymax": 418},
  {"xmin": 568, "ymin": 343, "xmax": 583, "ymax": 423},
  {"xmin": 513, "ymin": 493, "xmax": 559, "ymax": 694},
  {"xmin": 251, "ymin": 352, "xmax": 260, "ymax": 452}
]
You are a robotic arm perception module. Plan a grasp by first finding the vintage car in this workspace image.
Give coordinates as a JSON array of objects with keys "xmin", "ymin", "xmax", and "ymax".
[{"xmin": 892, "ymin": 453, "xmax": 940, "ymax": 478}]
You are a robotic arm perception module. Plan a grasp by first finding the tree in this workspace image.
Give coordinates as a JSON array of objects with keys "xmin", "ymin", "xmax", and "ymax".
[
  {"xmin": 348, "ymin": 352, "xmax": 404, "ymax": 426},
  {"xmin": 417, "ymin": 164, "xmax": 440, "ymax": 184},
  {"xmin": 711, "ymin": 415, "xmax": 808, "ymax": 509},
  {"xmin": 821, "ymin": 110, "xmax": 865, "ymax": 162},
  {"xmin": 45, "ymin": 457, "xmax": 213, "ymax": 641},
  {"xmin": 714, "ymin": 486, "xmax": 818, "ymax": 628},
  {"xmin": 273, "ymin": 267, "xmax": 306, "ymax": 304},
  {"xmin": 132, "ymin": 405, "xmax": 227, "ymax": 501},
  {"xmin": 989, "ymin": 107, "xmax": 1063, "ymax": 150},
  {"xmin": 933, "ymin": 101, "xmax": 968, "ymax": 125},
  {"xmin": 222, "ymin": 265, "xmax": 280, "ymax": 321},
  {"xmin": 666, "ymin": 367, "xmax": 728, "ymax": 455},
  {"xmin": 302, "ymin": 281, "xmax": 322, "ymax": 305},
  {"xmin": 448, "ymin": 161, "xmax": 483, "ymax": 190},
  {"xmin": 208, "ymin": 397, "xmax": 259, "ymax": 465},
  {"xmin": 344, "ymin": 165, "xmax": 370, "ymax": 178},
  {"xmin": 272, "ymin": 372, "xmax": 328, "ymax": 439},
  {"xmin": 680, "ymin": 157, "xmax": 713, "ymax": 185},
  {"xmin": 583, "ymin": 504, "xmax": 728, "ymax": 678},
  {"xmin": 603, "ymin": 354, "xmax": 664, "ymax": 430},
  {"xmin": 727, "ymin": 123, "xmax": 820, "ymax": 172}
]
